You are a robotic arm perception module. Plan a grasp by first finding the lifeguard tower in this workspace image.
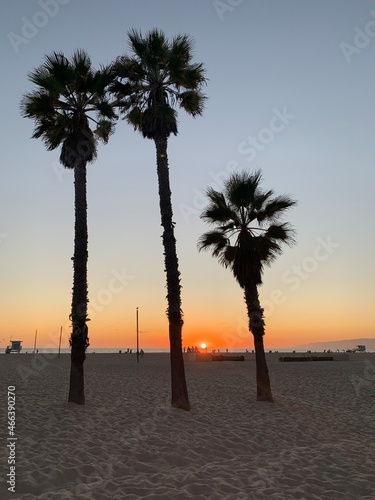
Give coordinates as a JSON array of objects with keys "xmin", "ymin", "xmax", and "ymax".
[
  {"xmin": 355, "ymin": 344, "xmax": 366, "ymax": 352},
  {"xmin": 5, "ymin": 340, "xmax": 23, "ymax": 354}
]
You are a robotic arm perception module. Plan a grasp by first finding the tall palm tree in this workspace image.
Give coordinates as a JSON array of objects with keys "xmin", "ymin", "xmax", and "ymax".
[
  {"xmin": 198, "ymin": 170, "xmax": 296, "ymax": 401},
  {"xmin": 112, "ymin": 29, "xmax": 206, "ymax": 411},
  {"xmin": 21, "ymin": 50, "xmax": 116, "ymax": 405}
]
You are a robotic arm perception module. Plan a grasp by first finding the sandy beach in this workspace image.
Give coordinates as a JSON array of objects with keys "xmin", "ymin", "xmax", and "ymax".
[{"xmin": 1, "ymin": 352, "xmax": 375, "ymax": 499}]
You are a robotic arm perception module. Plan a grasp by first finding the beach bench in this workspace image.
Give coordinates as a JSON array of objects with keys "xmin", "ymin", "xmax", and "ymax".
[
  {"xmin": 212, "ymin": 355, "xmax": 245, "ymax": 361},
  {"xmin": 278, "ymin": 356, "xmax": 334, "ymax": 362}
]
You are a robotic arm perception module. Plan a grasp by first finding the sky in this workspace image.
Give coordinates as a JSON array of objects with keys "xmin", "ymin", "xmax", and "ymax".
[{"xmin": 1, "ymin": 0, "xmax": 374, "ymax": 352}]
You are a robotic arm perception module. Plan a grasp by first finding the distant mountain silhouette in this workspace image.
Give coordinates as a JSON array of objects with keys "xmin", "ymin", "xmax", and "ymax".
[{"xmin": 286, "ymin": 338, "xmax": 375, "ymax": 351}]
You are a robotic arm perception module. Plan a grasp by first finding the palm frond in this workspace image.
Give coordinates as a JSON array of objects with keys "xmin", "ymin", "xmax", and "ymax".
[
  {"xmin": 197, "ymin": 230, "xmax": 227, "ymax": 254},
  {"xmin": 21, "ymin": 49, "xmax": 116, "ymax": 166},
  {"xmin": 258, "ymin": 196, "xmax": 297, "ymax": 222},
  {"xmin": 126, "ymin": 106, "xmax": 143, "ymax": 130},
  {"xmin": 174, "ymin": 64, "xmax": 207, "ymax": 90},
  {"xmin": 20, "ymin": 91, "xmax": 55, "ymax": 119},
  {"xmin": 71, "ymin": 49, "xmax": 92, "ymax": 75},
  {"xmin": 114, "ymin": 56, "xmax": 145, "ymax": 83},
  {"xmin": 225, "ymin": 170, "xmax": 262, "ymax": 209},
  {"xmin": 41, "ymin": 52, "xmax": 73, "ymax": 87},
  {"xmin": 198, "ymin": 168, "xmax": 297, "ymax": 289},
  {"xmin": 251, "ymin": 189, "xmax": 274, "ymax": 212},
  {"xmin": 206, "ymin": 188, "xmax": 228, "ymax": 207},
  {"xmin": 200, "ymin": 188, "xmax": 236, "ymax": 224},
  {"xmin": 170, "ymin": 34, "xmax": 192, "ymax": 65},
  {"xmin": 200, "ymin": 204, "xmax": 234, "ymax": 224},
  {"xmin": 265, "ymin": 223, "xmax": 296, "ymax": 245},
  {"xmin": 94, "ymin": 119, "xmax": 115, "ymax": 143},
  {"xmin": 112, "ymin": 29, "xmax": 206, "ymax": 140},
  {"xmin": 95, "ymin": 99, "xmax": 118, "ymax": 119},
  {"xmin": 178, "ymin": 90, "xmax": 206, "ymax": 116}
]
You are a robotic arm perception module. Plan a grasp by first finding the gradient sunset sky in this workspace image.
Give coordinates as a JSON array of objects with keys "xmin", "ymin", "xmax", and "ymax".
[{"xmin": 1, "ymin": 0, "xmax": 374, "ymax": 351}]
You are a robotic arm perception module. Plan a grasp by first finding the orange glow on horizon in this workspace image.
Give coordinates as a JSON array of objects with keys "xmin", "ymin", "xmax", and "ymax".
[
  {"xmin": 3, "ymin": 325, "xmax": 374, "ymax": 352},
  {"xmin": 2, "ymin": 287, "xmax": 374, "ymax": 351}
]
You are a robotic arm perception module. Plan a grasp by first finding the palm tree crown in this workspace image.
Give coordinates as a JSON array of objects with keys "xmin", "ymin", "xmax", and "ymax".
[
  {"xmin": 198, "ymin": 170, "xmax": 296, "ymax": 288},
  {"xmin": 21, "ymin": 49, "xmax": 117, "ymax": 168},
  {"xmin": 112, "ymin": 28, "xmax": 206, "ymax": 139}
]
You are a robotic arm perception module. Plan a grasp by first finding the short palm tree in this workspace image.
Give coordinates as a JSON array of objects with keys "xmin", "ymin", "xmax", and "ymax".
[
  {"xmin": 112, "ymin": 29, "xmax": 206, "ymax": 410},
  {"xmin": 21, "ymin": 50, "xmax": 116, "ymax": 405},
  {"xmin": 198, "ymin": 170, "xmax": 296, "ymax": 401}
]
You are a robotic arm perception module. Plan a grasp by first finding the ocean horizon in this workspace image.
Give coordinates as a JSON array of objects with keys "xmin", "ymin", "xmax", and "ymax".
[{"xmin": 2, "ymin": 347, "xmax": 373, "ymax": 355}]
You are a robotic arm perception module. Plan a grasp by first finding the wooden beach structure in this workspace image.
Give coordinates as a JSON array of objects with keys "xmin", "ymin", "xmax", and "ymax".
[{"xmin": 5, "ymin": 340, "xmax": 23, "ymax": 354}]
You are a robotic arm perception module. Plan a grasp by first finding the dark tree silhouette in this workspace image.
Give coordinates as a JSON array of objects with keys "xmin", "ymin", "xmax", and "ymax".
[
  {"xmin": 21, "ymin": 50, "xmax": 116, "ymax": 404},
  {"xmin": 112, "ymin": 29, "xmax": 206, "ymax": 410},
  {"xmin": 198, "ymin": 170, "xmax": 296, "ymax": 401}
]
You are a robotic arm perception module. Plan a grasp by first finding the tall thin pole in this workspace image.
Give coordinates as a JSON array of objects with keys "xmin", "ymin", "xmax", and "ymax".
[
  {"xmin": 33, "ymin": 329, "xmax": 37, "ymax": 354},
  {"xmin": 58, "ymin": 326, "xmax": 62, "ymax": 358},
  {"xmin": 136, "ymin": 307, "xmax": 139, "ymax": 364}
]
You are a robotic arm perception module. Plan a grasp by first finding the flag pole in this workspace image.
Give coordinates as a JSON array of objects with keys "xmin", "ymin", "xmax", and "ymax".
[
  {"xmin": 33, "ymin": 329, "xmax": 37, "ymax": 354},
  {"xmin": 58, "ymin": 326, "xmax": 62, "ymax": 358},
  {"xmin": 136, "ymin": 307, "xmax": 139, "ymax": 364}
]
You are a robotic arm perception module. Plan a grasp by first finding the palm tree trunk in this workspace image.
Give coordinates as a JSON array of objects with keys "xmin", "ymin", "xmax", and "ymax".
[
  {"xmin": 154, "ymin": 137, "xmax": 190, "ymax": 411},
  {"xmin": 68, "ymin": 162, "xmax": 89, "ymax": 405},
  {"xmin": 244, "ymin": 285, "xmax": 273, "ymax": 402}
]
